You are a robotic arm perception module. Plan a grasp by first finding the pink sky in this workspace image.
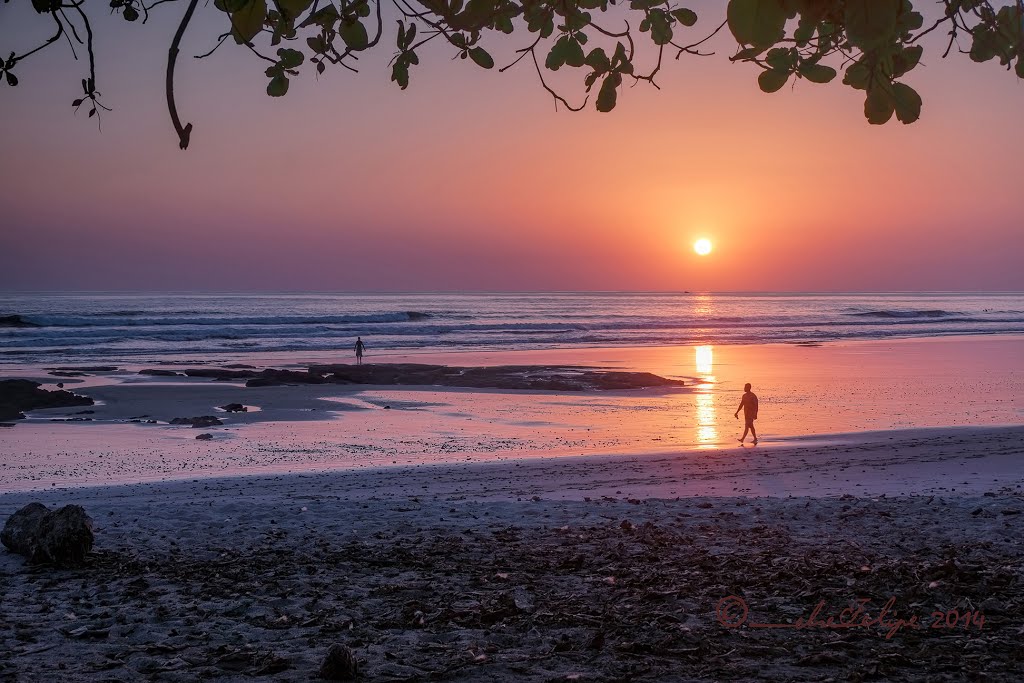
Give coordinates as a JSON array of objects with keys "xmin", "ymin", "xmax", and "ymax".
[{"xmin": 1, "ymin": 4, "xmax": 1022, "ymax": 292}]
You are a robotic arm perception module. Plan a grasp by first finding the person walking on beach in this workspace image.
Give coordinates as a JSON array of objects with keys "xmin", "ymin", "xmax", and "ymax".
[
  {"xmin": 354, "ymin": 337, "xmax": 366, "ymax": 365},
  {"xmin": 734, "ymin": 383, "xmax": 758, "ymax": 445}
]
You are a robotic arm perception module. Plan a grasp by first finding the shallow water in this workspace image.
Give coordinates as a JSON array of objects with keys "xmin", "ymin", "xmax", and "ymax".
[{"xmin": 2, "ymin": 336, "xmax": 1022, "ymax": 491}]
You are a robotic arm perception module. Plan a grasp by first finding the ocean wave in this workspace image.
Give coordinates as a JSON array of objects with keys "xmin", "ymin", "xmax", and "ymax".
[
  {"xmin": 847, "ymin": 309, "xmax": 959, "ymax": 319},
  {"xmin": 10, "ymin": 311, "xmax": 434, "ymax": 328},
  {"xmin": 6, "ymin": 316, "xmax": 1024, "ymax": 348}
]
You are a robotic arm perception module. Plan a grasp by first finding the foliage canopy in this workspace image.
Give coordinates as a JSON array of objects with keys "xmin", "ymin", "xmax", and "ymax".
[{"xmin": 2, "ymin": 0, "xmax": 1022, "ymax": 148}]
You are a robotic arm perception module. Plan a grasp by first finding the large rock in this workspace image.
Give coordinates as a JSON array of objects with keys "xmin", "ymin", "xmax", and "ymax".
[
  {"xmin": 1, "ymin": 503, "xmax": 94, "ymax": 565},
  {"xmin": 0, "ymin": 503, "xmax": 48, "ymax": 555},
  {"xmin": 319, "ymin": 644, "xmax": 358, "ymax": 680},
  {"xmin": 0, "ymin": 379, "xmax": 94, "ymax": 422}
]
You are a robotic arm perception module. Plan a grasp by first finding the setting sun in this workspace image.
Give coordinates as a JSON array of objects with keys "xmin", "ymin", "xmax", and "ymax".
[{"xmin": 694, "ymin": 239, "xmax": 713, "ymax": 256}]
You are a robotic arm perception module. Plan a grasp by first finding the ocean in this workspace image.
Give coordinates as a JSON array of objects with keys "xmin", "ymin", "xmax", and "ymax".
[{"xmin": 2, "ymin": 292, "xmax": 1023, "ymax": 365}]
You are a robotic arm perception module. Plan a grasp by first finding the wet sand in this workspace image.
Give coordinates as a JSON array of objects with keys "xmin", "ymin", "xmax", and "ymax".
[{"xmin": 2, "ymin": 335, "xmax": 1022, "ymax": 491}]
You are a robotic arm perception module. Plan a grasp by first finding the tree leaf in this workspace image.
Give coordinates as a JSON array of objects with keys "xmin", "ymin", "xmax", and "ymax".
[
  {"xmin": 650, "ymin": 11, "xmax": 673, "ymax": 45},
  {"xmin": 969, "ymin": 28, "xmax": 999, "ymax": 63},
  {"xmin": 672, "ymin": 8, "xmax": 698, "ymax": 27},
  {"xmin": 340, "ymin": 19, "xmax": 368, "ymax": 50},
  {"xmin": 298, "ymin": 4, "xmax": 338, "ymax": 29},
  {"xmin": 123, "ymin": 6, "xmax": 139, "ymax": 22},
  {"xmin": 793, "ymin": 16, "xmax": 815, "ymax": 44},
  {"xmin": 230, "ymin": 0, "xmax": 267, "ymax": 45},
  {"xmin": 890, "ymin": 82, "xmax": 921, "ymax": 123},
  {"xmin": 585, "ymin": 47, "xmax": 610, "ymax": 73},
  {"xmin": 893, "ymin": 45, "xmax": 923, "ymax": 77},
  {"xmin": 307, "ymin": 35, "xmax": 327, "ymax": 53},
  {"xmin": 564, "ymin": 38, "xmax": 585, "ymax": 67},
  {"xmin": 31, "ymin": 0, "xmax": 59, "ymax": 13},
  {"xmin": 596, "ymin": 72, "xmax": 621, "ymax": 112},
  {"xmin": 842, "ymin": 62, "xmax": 871, "ymax": 90},
  {"xmin": 5, "ymin": 71, "xmax": 18, "ymax": 87},
  {"xmin": 757, "ymin": 68, "xmax": 788, "ymax": 92},
  {"xmin": 278, "ymin": 0, "xmax": 313, "ymax": 19},
  {"xmin": 391, "ymin": 61, "xmax": 409, "ymax": 89},
  {"xmin": 469, "ymin": 47, "xmax": 494, "ymax": 69},
  {"xmin": 844, "ymin": 0, "xmax": 900, "ymax": 49},
  {"xmin": 799, "ymin": 63, "xmax": 836, "ymax": 83},
  {"xmin": 546, "ymin": 37, "xmax": 569, "ymax": 70},
  {"xmin": 864, "ymin": 86, "xmax": 894, "ymax": 124},
  {"xmin": 277, "ymin": 48, "xmax": 304, "ymax": 69},
  {"xmin": 267, "ymin": 73, "xmax": 289, "ymax": 97},
  {"xmin": 765, "ymin": 47, "xmax": 793, "ymax": 71},
  {"xmin": 727, "ymin": 0, "xmax": 786, "ymax": 47}
]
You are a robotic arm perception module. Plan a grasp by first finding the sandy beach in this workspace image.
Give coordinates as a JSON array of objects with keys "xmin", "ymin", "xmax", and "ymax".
[
  {"xmin": 2, "ymin": 334, "xmax": 1023, "ymax": 681},
  {"xmin": 3, "ymin": 425, "xmax": 1024, "ymax": 681}
]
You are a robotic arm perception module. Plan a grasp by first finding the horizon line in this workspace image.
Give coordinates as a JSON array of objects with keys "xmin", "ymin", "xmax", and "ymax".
[{"xmin": 3, "ymin": 289, "xmax": 1024, "ymax": 297}]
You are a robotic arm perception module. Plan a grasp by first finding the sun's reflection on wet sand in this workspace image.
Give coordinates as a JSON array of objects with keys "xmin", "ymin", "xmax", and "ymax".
[
  {"xmin": 694, "ymin": 345, "xmax": 719, "ymax": 448},
  {"xmin": 695, "ymin": 345, "xmax": 714, "ymax": 375}
]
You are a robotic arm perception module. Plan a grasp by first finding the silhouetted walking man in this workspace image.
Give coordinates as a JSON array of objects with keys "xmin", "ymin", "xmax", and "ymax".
[
  {"xmin": 354, "ymin": 337, "xmax": 366, "ymax": 365},
  {"xmin": 734, "ymin": 383, "xmax": 758, "ymax": 445}
]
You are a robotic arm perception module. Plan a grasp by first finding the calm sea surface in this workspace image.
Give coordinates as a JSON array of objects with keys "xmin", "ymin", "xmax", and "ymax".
[{"xmin": 2, "ymin": 292, "xmax": 1023, "ymax": 365}]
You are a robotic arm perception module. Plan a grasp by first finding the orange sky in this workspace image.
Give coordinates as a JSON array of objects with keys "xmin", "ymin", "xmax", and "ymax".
[{"xmin": 1, "ymin": 4, "xmax": 1022, "ymax": 291}]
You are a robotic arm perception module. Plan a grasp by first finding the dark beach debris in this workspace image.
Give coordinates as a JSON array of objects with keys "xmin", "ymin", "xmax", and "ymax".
[
  {"xmin": 1, "ymin": 503, "xmax": 94, "ymax": 566},
  {"xmin": 169, "ymin": 416, "xmax": 223, "ymax": 428},
  {"xmin": 219, "ymin": 403, "xmax": 248, "ymax": 412},
  {"xmin": 195, "ymin": 433, "xmax": 214, "ymax": 441},
  {"xmin": 319, "ymin": 644, "xmax": 359, "ymax": 681},
  {"xmin": 2, "ymin": 496, "xmax": 1022, "ymax": 680},
  {"xmin": 0, "ymin": 379, "xmax": 94, "ymax": 422}
]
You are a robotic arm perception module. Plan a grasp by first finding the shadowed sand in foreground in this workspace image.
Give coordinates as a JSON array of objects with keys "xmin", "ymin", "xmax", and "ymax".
[{"xmin": 2, "ymin": 426, "xmax": 1023, "ymax": 681}]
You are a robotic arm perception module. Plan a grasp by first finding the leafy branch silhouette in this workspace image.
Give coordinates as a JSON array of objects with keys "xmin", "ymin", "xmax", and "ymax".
[{"xmin": 2, "ymin": 0, "xmax": 1022, "ymax": 148}]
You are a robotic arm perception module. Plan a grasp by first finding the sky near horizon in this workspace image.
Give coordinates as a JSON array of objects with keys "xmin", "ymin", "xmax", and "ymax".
[{"xmin": 1, "ymin": 3, "xmax": 1022, "ymax": 293}]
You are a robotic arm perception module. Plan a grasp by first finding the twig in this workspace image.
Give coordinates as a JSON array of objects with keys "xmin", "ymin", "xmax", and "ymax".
[{"xmin": 167, "ymin": 0, "xmax": 200, "ymax": 149}]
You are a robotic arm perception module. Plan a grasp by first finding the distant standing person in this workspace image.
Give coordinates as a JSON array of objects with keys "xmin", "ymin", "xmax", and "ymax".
[
  {"xmin": 734, "ymin": 383, "xmax": 758, "ymax": 445},
  {"xmin": 354, "ymin": 337, "xmax": 366, "ymax": 365}
]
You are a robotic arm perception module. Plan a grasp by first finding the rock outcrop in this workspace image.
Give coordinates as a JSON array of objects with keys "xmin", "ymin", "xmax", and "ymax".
[
  {"xmin": 135, "ymin": 363, "xmax": 686, "ymax": 392},
  {"xmin": 0, "ymin": 379, "xmax": 94, "ymax": 422},
  {"xmin": 1, "ymin": 503, "xmax": 94, "ymax": 565},
  {"xmin": 169, "ymin": 416, "xmax": 223, "ymax": 428}
]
